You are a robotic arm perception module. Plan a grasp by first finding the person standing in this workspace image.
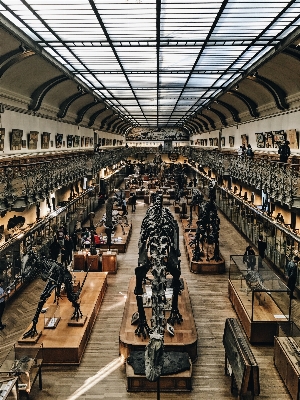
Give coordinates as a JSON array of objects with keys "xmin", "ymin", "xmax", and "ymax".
[
  {"xmin": 278, "ymin": 140, "xmax": 291, "ymax": 164},
  {"xmin": 64, "ymin": 235, "xmax": 74, "ymax": 265},
  {"xmin": 286, "ymin": 256, "xmax": 299, "ymax": 299},
  {"xmin": 122, "ymin": 198, "xmax": 128, "ymax": 216},
  {"xmin": 0, "ymin": 279, "xmax": 7, "ymax": 330},
  {"xmin": 49, "ymin": 237, "xmax": 61, "ymax": 261},
  {"xmin": 243, "ymin": 245, "xmax": 256, "ymax": 270},
  {"xmin": 131, "ymin": 193, "xmax": 137, "ymax": 212},
  {"xmin": 257, "ymin": 235, "xmax": 267, "ymax": 268}
]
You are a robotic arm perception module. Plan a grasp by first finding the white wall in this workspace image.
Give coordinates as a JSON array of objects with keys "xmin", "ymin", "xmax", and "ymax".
[{"xmin": 190, "ymin": 108, "xmax": 300, "ymax": 155}]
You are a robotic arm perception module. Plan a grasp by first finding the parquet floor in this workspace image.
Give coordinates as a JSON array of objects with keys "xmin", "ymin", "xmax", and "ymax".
[{"xmin": 0, "ymin": 197, "xmax": 294, "ymax": 399}]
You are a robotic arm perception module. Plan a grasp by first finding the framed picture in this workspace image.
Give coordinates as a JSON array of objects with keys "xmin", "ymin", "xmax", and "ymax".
[
  {"xmin": 28, "ymin": 131, "xmax": 39, "ymax": 150},
  {"xmin": 229, "ymin": 136, "xmax": 235, "ymax": 147},
  {"xmin": 73, "ymin": 135, "xmax": 80, "ymax": 148},
  {"xmin": 203, "ymin": 139, "xmax": 207, "ymax": 146},
  {"xmin": 255, "ymin": 132, "xmax": 265, "ymax": 148},
  {"xmin": 221, "ymin": 137, "xmax": 225, "ymax": 147},
  {"xmin": 209, "ymin": 138, "xmax": 213, "ymax": 146},
  {"xmin": 102, "ymin": 138, "xmax": 106, "ymax": 146},
  {"xmin": 286, "ymin": 128, "xmax": 298, "ymax": 149},
  {"xmin": 241, "ymin": 134, "xmax": 248, "ymax": 148},
  {"xmin": 90, "ymin": 137, "xmax": 94, "ymax": 146},
  {"xmin": 56, "ymin": 133, "xmax": 63, "ymax": 148},
  {"xmin": 273, "ymin": 130, "xmax": 286, "ymax": 148},
  {"xmin": 81, "ymin": 136, "xmax": 85, "ymax": 147},
  {"xmin": 67, "ymin": 135, "xmax": 73, "ymax": 148},
  {"xmin": 22, "ymin": 140, "xmax": 27, "ymax": 148},
  {"xmin": 85, "ymin": 137, "xmax": 89, "ymax": 147},
  {"xmin": 11, "ymin": 129, "xmax": 23, "ymax": 150},
  {"xmin": 265, "ymin": 132, "xmax": 273, "ymax": 148},
  {"xmin": 213, "ymin": 137, "xmax": 218, "ymax": 146},
  {"xmin": 41, "ymin": 132, "xmax": 51, "ymax": 149},
  {"xmin": 0, "ymin": 128, "xmax": 5, "ymax": 151}
]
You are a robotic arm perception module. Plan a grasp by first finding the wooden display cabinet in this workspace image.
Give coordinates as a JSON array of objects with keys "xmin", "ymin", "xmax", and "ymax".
[
  {"xmin": 228, "ymin": 255, "xmax": 291, "ymax": 343},
  {"xmin": 86, "ymin": 254, "xmax": 99, "ymax": 271},
  {"xmin": 102, "ymin": 251, "xmax": 117, "ymax": 274}
]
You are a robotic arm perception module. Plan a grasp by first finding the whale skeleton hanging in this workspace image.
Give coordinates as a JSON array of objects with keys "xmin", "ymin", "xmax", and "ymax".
[{"xmin": 132, "ymin": 195, "xmax": 182, "ymax": 381}]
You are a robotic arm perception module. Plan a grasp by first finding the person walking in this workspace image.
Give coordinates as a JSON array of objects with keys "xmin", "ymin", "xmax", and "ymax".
[
  {"xmin": 243, "ymin": 245, "xmax": 256, "ymax": 270},
  {"xmin": 0, "ymin": 279, "xmax": 7, "ymax": 330},
  {"xmin": 257, "ymin": 235, "xmax": 267, "ymax": 268},
  {"xmin": 286, "ymin": 256, "xmax": 299, "ymax": 299}
]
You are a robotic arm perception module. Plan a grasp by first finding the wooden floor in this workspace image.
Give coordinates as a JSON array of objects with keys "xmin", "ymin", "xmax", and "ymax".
[{"xmin": 0, "ymin": 196, "xmax": 295, "ymax": 399}]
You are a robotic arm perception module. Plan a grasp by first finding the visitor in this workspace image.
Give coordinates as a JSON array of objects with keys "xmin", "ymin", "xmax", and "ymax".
[
  {"xmin": 49, "ymin": 237, "xmax": 61, "ymax": 261},
  {"xmin": 278, "ymin": 140, "xmax": 291, "ymax": 164},
  {"xmin": 243, "ymin": 245, "xmax": 256, "ymax": 270},
  {"xmin": 131, "ymin": 193, "xmax": 137, "ymax": 212},
  {"xmin": 257, "ymin": 235, "xmax": 267, "ymax": 268},
  {"xmin": 286, "ymin": 256, "xmax": 299, "ymax": 299},
  {"xmin": 245, "ymin": 144, "xmax": 254, "ymax": 159}
]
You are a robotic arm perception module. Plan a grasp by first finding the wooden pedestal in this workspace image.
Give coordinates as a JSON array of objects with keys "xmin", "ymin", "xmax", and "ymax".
[
  {"xmin": 119, "ymin": 277, "xmax": 198, "ymax": 362},
  {"xmin": 274, "ymin": 336, "xmax": 300, "ymax": 400},
  {"xmin": 126, "ymin": 362, "xmax": 192, "ymax": 392},
  {"xmin": 18, "ymin": 272, "xmax": 108, "ymax": 364},
  {"xmin": 73, "ymin": 254, "xmax": 86, "ymax": 271},
  {"xmin": 102, "ymin": 252, "xmax": 117, "ymax": 274},
  {"xmin": 86, "ymin": 254, "xmax": 99, "ymax": 271}
]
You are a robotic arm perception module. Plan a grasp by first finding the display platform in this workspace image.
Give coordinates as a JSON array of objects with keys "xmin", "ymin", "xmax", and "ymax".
[
  {"xmin": 183, "ymin": 232, "xmax": 225, "ymax": 274},
  {"xmin": 119, "ymin": 276, "xmax": 198, "ymax": 362},
  {"xmin": 18, "ymin": 272, "xmax": 108, "ymax": 364},
  {"xmin": 126, "ymin": 361, "xmax": 192, "ymax": 392},
  {"xmin": 95, "ymin": 223, "xmax": 132, "ymax": 253}
]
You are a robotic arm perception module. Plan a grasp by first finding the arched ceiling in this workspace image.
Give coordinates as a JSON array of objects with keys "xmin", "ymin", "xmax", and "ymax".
[{"xmin": 0, "ymin": 1, "xmax": 300, "ymax": 136}]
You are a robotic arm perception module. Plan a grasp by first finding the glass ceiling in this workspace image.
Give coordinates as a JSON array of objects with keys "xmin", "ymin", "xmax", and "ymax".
[{"xmin": 1, "ymin": 0, "xmax": 300, "ymax": 129}]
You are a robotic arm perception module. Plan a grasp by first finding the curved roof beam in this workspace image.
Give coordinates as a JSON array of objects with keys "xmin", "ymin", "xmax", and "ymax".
[
  {"xmin": 111, "ymin": 119, "xmax": 125, "ymax": 133},
  {"xmin": 28, "ymin": 75, "xmax": 69, "ymax": 111},
  {"xmin": 190, "ymin": 118, "xmax": 204, "ymax": 132},
  {"xmin": 88, "ymin": 106, "xmax": 107, "ymax": 127},
  {"xmin": 195, "ymin": 115, "xmax": 209, "ymax": 131},
  {"xmin": 117, "ymin": 121, "xmax": 129, "ymax": 134},
  {"xmin": 246, "ymin": 75, "xmax": 288, "ymax": 110},
  {"xmin": 99, "ymin": 112, "xmax": 115, "ymax": 130},
  {"xmin": 57, "ymin": 92, "xmax": 88, "ymax": 119},
  {"xmin": 282, "ymin": 44, "xmax": 300, "ymax": 61},
  {"xmin": 0, "ymin": 50, "xmax": 35, "ymax": 78},
  {"xmin": 199, "ymin": 114, "xmax": 216, "ymax": 130},
  {"xmin": 215, "ymin": 100, "xmax": 240, "ymax": 123},
  {"xmin": 106, "ymin": 115, "xmax": 119, "ymax": 130},
  {"xmin": 227, "ymin": 91, "xmax": 259, "ymax": 118},
  {"xmin": 184, "ymin": 121, "xmax": 197, "ymax": 134},
  {"xmin": 120, "ymin": 123, "xmax": 131, "ymax": 135},
  {"xmin": 207, "ymin": 107, "xmax": 227, "ymax": 127},
  {"xmin": 76, "ymin": 102, "xmax": 105, "ymax": 124},
  {"xmin": 0, "ymin": 48, "xmax": 22, "ymax": 65}
]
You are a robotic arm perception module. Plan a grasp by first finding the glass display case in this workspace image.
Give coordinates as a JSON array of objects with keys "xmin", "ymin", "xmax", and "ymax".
[
  {"xmin": 0, "ymin": 375, "xmax": 18, "ymax": 400},
  {"xmin": 274, "ymin": 322, "xmax": 300, "ymax": 400},
  {"xmin": 228, "ymin": 255, "xmax": 291, "ymax": 343},
  {"xmin": 0, "ymin": 344, "xmax": 42, "ymax": 398}
]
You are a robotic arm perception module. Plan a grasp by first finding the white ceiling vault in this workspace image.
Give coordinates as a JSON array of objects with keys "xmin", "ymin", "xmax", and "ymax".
[{"xmin": 1, "ymin": 0, "xmax": 300, "ymax": 135}]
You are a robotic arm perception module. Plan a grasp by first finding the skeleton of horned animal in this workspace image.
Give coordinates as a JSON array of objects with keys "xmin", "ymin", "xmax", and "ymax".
[{"xmin": 133, "ymin": 195, "xmax": 182, "ymax": 381}]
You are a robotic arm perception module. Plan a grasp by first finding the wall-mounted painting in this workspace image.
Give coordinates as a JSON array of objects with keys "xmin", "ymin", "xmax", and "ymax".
[
  {"xmin": 41, "ymin": 132, "xmax": 51, "ymax": 149},
  {"xmin": 241, "ymin": 134, "xmax": 248, "ymax": 148},
  {"xmin": 81, "ymin": 136, "xmax": 85, "ymax": 147},
  {"xmin": 90, "ymin": 137, "xmax": 94, "ymax": 146},
  {"xmin": 11, "ymin": 129, "xmax": 23, "ymax": 150},
  {"xmin": 273, "ymin": 130, "xmax": 286, "ymax": 148},
  {"xmin": 213, "ymin": 137, "xmax": 219, "ymax": 146},
  {"xmin": 102, "ymin": 138, "xmax": 106, "ymax": 146},
  {"xmin": 28, "ymin": 131, "xmax": 39, "ymax": 150},
  {"xmin": 73, "ymin": 135, "xmax": 80, "ymax": 148},
  {"xmin": 209, "ymin": 138, "xmax": 213, "ymax": 146},
  {"xmin": 203, "ymin": 139, "xmax": 208, "ymax": 146},
  {"xmin": 265, "ymin": 132, "xmax": 273, "ymax": 148},
  {"xmin": 0, "ymin": 128, "xmax": 5, "ymax": 151},
  {"xmin": 286, "ymin": 129, "xmax": 298, "ymax": 149},
  {"xmin": 221, "ymin": 137, "xmax": 225, "ymax": 147},
  {"xmin": 85, "ymin": 137, "xmax": 89, "ymax": 147},
  {"xmin": 229, "ymin": 136, "xmax": 235, "ymax": 147},
  {"xmin": 56, "ymin": 133, "xmax": 63, "ymax": 148},
  {"xmin": 255, "ymin": 132, "xmax": 265, "ymax": 148},
  {"xmin": 67, "ymin": 135, "xmax": 73, "ymax": 148}
]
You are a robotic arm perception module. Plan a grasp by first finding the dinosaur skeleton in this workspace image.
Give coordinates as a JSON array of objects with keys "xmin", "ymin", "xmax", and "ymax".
[
  {"xmin": 132, "ymin": 195, "xmax": 182, "ymax": 381},
  {"xmin": 22, "ymin": 251, "xmax": 87, "ymax": 339}
]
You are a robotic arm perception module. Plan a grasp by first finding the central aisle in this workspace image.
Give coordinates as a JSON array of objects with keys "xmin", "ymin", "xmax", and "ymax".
[{"xmin": 15, "ymin": 198, "xmax": 292, "ymax": 399}]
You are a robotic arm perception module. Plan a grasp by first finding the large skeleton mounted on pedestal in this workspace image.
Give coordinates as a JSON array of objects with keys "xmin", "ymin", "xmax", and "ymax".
[
  {"xmin": 22, "ymin": 251, "xmax": 85, "ymax": 339},
  {"xmin": 132, "ymin": 195, "xmax": 182, "ymax": 381}
]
